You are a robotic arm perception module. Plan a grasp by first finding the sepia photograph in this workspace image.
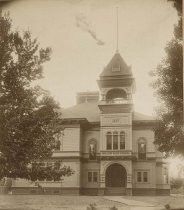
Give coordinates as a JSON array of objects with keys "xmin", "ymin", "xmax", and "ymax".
[{"xmin": 0, "ymin": 0, "xmax": 183, "ymax": 209}]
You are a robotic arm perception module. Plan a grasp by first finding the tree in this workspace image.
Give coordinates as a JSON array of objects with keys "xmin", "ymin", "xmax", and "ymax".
[
  {"xmin": 0, "ymin": 12, "xmax": 73, "ymax": 181},
  {"xmin": 170, "ymin": 177, "xmax": 183, "ymax": 190},
  {"xmin": 150, "ymin": 0, "xmax": 183, "ymax": 155}
]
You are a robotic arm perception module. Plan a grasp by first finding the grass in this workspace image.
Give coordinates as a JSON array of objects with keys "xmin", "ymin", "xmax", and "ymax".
[
  {"xmin": 125, "ymin": 195, "xmax": 184, "ymax": 209},
  {"xmin": 0, "ymin": 195, "xmax": 184, "ymax": 210},
  {"xmin": 0, "ymin": 195, "xmax": 128, "ymax": 210}
]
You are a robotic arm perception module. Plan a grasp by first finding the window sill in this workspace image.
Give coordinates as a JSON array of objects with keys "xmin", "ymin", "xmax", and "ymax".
[{"xmin": 136, "ymin": 182, "xmax": 149, "ymax": 184}]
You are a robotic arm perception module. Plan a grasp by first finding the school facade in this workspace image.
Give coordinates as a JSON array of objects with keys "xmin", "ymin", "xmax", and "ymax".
[{"xmin": 12, "ymin": 52, "xmax": 170, "ymax": 195}]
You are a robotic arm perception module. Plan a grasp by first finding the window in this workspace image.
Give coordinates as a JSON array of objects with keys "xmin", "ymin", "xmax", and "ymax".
[
  {"xmin": 163, "ymin": 167, "xmax": 169, "ymax": 184},
  {"xmin": 112, "ymin": 63, "xmax": 120, "ymax": 72},
  {"xmin": 93, "ymin": 172, "xmax": 98, "ymax": 182},
  {"xmin": 143, "ymin": 172, "xmax": 148, "ymax": 182},
  {"xmin": 138, "ymin": 138, "xmax": 146, "ymax": 160},
  {"xmin": 89, "ymin": 142, "xmax": 96, "ymax": 160},
  {"xmin": 54, "ymin": 139, "xmax": 61, "ymax": 150},
  {"xmin": 88, "ymin": 172, "xmax": 92, "ymax": 182},
  {"xmin": 113, "ymin": 131, "xmax": 118, "ymax": 150},
  {"xmin": 106, "ymin": 131, "xmax": 126, "ymax": 150},
  {"xmin": 53, "ymin": 132, "xmax": 62, "ymax": 151},
  {"xmin": 120, "ymin": 131, "xmax": 125, "ymax": 149},
  {"xmin": 106, "ymin": 132, "xmax": 112, "ymax": 150},
  {"xmin": 137, "ymin": 172, "xmax": 142, "ymax": 182},
  {"xmin": 88, "ymin": 171, "xmax": 98, "ymax": 183},
  {"xmin": 136, "ymin": 171, "xmax": 148, "ymax": 183}
]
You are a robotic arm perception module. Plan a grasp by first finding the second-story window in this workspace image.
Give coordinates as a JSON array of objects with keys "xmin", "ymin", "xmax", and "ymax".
[
  {"xmin": 113, "ymin": 131, "xmax": 118, "ymax": 150},
  {"xmin": 89, "ymin": 142, "xmax": 96, "ymax": 160},
  {"xmin": 106, "ymin": 131, "xmax": 125, "ymax": 150},
  {"xmin": 138, "ymin": 138, "xmax": 146, "ymax": 160},
  {"xmin": 54, "ymin": 140, "xmax": 61, "ymax": 150},
  {"xmin": 120, "ymin": 131, "xmax": 125, "ymax": 149},
  {"xmin": 106, "ymin": 132, "xmax": 112, "ymax": 150}
]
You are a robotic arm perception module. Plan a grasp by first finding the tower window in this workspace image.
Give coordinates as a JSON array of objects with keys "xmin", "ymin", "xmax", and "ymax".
[
  {"xmin": 106, "ymin": 89, "xmax": 127, "ymax": 100},
  {"xmin": 113, "ymin": 131, "xmax": 118, "ymax": 150},
  {"xmin": 120, "ymin": 131, "xmax": 125, "ymax": 149},
  {"xmin": 106, "ymin": 131, "xmax": 125, "ymax": 150},
  {"xmin": 112, "ymin": 65, "xmax": 120, "ymax": 72},
  {"xmin": 106, "ymin": 132, "xmax": 112, "ymax": 150}
]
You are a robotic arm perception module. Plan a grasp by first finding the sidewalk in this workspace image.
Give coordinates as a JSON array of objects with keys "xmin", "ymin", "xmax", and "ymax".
[{"xmin": 103, "ymin": 196, "xmax": 164, "ymax": 210}]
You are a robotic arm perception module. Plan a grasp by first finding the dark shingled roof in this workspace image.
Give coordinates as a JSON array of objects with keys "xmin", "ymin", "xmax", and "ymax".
[
  {"xmin": 61, "ymin": 102, "xmax": 155, "ymax": 122},
  {"xmin": 100, "ymin": 52, "xmax": 132, "ymax": 77}
]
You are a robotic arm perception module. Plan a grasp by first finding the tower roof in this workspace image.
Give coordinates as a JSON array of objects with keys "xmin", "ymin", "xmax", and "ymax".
[{"xmin": 100, "ymin": 52, "xmax": 132, "ymax": 77}]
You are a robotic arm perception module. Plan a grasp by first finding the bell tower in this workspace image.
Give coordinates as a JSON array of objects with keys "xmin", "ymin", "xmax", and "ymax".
[
  {"xmin": 97, "ymin": 51, "xmax": 135, "ymax": 195},
  {"xmin": 97, "ymin": 51, "xmax": 135, "ymax": 113}
]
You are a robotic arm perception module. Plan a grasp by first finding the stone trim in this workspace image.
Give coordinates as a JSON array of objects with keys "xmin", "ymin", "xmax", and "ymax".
[
  {"xmin": 100, "ymin": 156, "xmax": 136, "ymax": 161},
  {"xmin": 11, "ymin": 187, "xmax": 80, "ymax": 195},
  {"xmin": 156, "ymin": 188, "xmax": 170, "ymax": 195},
  {"xmin": 132, "ymin": 188, "xmax": 170, "ymax": 196},
  {"xmin": 11, "ymin": 187, "xmax": 170, "ymax": 196},
  {"xmin": 132, "ymin": 188, "xmax": 156, "ymax": 196}
]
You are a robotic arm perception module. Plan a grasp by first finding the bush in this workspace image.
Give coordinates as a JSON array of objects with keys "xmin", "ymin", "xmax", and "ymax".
[{"xmin": 170, "ymin": 178, "xmax": 183, "ymax": 189}]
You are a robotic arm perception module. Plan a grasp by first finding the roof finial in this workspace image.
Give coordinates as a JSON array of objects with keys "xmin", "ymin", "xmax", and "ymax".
[{"xmin": 116, "ymin": 6, "xmax": 119, "ymax": 53}]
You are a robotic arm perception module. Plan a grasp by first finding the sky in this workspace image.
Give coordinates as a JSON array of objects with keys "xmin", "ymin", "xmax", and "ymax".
[{"xmin": 2, "ymin": 0, "xmax": 178, "ymax": 115}]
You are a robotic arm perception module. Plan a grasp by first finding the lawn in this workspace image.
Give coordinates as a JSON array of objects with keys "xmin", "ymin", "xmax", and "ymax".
[
  {"xmin": 125, "ymin": 195, "xmax": 184, "ymax": 209},
  {"xmin": 0, "ymin": 195, "xmax": 184, "ymax": 210},
  {"xmin": 0, "ymin": 195, "xmax": 128, "ymax": 210}
]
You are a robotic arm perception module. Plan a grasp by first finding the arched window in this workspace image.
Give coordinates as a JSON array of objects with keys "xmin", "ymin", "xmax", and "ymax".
[
  {"xmin": 106, "ymin": 132, "xmax": 112, "ymax": 150},
  {"xmin": 89, "ymin": 140, "xmax": 97, "ymax": 160},
  {"xmin": 120, "ymin": 131, "xmax": 125, "ymax": 149},
  {"xmin": 138, "ymin": 138, "xmax": 146, "ymax": 160},
  {"xmin": 106, "ymin": 89, "xmax": 127, "ymax": 100},
  {"xmin": 113, "ymin": 131, "xmax": 118, "ymax": 150},
  {"xmin": 106, "ymin": 131, "xmax": 126, "ymax": 150},
  {"xmin": 54, "ymin": 139, "xmax": 61, "ymax": 150}
]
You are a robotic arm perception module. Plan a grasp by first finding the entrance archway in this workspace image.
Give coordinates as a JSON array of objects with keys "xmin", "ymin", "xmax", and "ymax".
[{"xmin": 105, "ymin": 163, "xmax": 127, "ymax": 187}]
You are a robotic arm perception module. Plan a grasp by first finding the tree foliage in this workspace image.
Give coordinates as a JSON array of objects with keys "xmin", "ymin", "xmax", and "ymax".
[
  {"xmin": 0, "ymin": 12, "xmax": 73, "ymax": 181},
  {"xmin": 170, "ymin": 177, "xmax": 183, "ymax": 189},
  {"xmin": 150, "ymin": 0, "xmax": 183, "ymax": 155}
]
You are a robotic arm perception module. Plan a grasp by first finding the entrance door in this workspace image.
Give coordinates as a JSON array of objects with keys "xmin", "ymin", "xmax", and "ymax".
[{"xmin": 105, "ymin": 163, "xmax": 126, "ymax": 187}]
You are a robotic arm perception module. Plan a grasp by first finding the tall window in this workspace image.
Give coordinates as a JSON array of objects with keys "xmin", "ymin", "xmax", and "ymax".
[
  {"xmin": 93, "ymin": 172, "xmax": 98, "ymax": 182},
  {"xmin": 88, "ymin": 172, "xmax": 92, "ymax": 182},
  {"xmin": 89, "ymin": 141, "xmax": 96, "ymax": 160},
  {"xmin": 54, "ymin": 140, "xmax": 61, "ymax": 150},
  {"xmin": 53, "ymin": 132, "xmax": 63, "ymax": 151},
  {"xmin": 113, "ymin": 131, "xmax": 118, "ymax": 150},
  {"xmin": 120, "ymin": 131, "xmax": 125, "ymax": 149},
  {"xmin": 143, "ymin": 172, "xmax": 148, "ymax": 182},
  {"xmin": 137, "ymin": 172, "xmax": 142, "ymax": 182},
  {"xmin": 138, "ymin": 138, "xmax": 146, "ymax": 160},
  {"xmin": 106, "ymin": 132, "xmax": 112, "ymax": 150},
  {"xmin": 163, "ymin": 167, "xmax": 169, "ymax": 184},
  {"xmin": 106, "ymin": 131, "xmax": 126, "ymax": 150}
]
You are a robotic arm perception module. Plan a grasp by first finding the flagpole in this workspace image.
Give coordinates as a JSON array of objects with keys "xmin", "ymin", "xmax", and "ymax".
[{"xmin": 116, "ymin": 7, "xmax": 119, "ymax": 53}]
